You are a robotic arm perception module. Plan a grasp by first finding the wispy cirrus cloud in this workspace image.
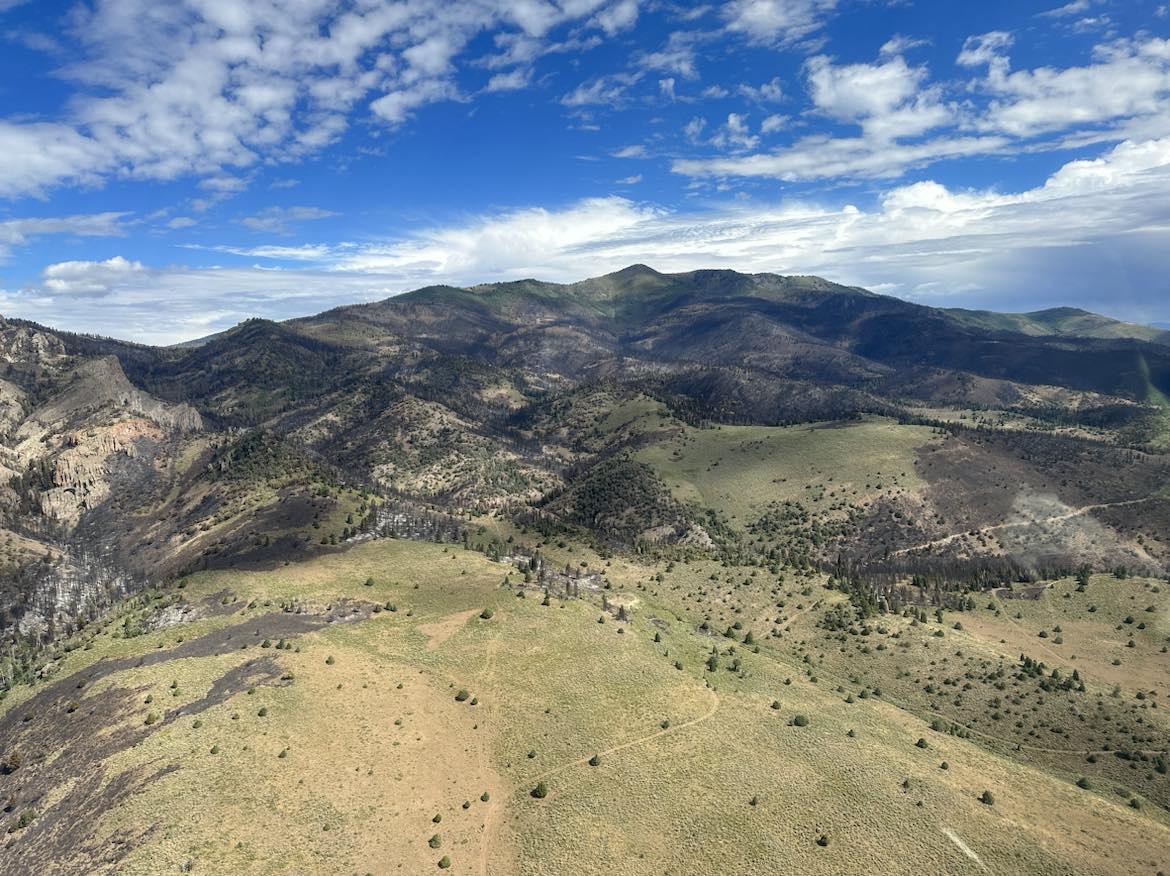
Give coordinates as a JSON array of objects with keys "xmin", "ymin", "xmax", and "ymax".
[
  {"xmin": 0, "ymin": 211, "xmax": 129, "ymax": 261},
  {"xmin": 237, "ymin": 206, "xmax": 338, "ymax": 234}
]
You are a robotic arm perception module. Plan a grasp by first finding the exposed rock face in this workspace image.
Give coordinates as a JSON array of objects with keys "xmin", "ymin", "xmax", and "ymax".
[
  {"xmin": 5, "ymin": 358, "xmax": 201, "ymax": 526},
  {"xmin": 0, "ymin": 321, "xmax": 68, "ymax": 367},
  {"xmin": 0, "ymin": 333, "xmax": 203, "ymax": 641},
  {"xmin": 0, "ymin": 378, "xmax": 27, "ymax": 435},
  {"xmin": 38, "ymin": 420, "xmax": 166, "ymax": 525},
  {"xmin": 24, "ymin": 356, "xmax": 202, "ymax": 435}
]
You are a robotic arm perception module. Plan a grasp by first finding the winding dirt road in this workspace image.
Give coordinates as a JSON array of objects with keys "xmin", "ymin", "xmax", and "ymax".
[{"xmin": 890, "ymin": 497, "xmax": 1154, "ymax": 558}]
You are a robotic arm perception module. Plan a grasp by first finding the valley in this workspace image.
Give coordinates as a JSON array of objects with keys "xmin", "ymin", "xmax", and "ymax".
[{"xmin": 1, "ymin": 266, "xmax": 1168, "ymax": 875}]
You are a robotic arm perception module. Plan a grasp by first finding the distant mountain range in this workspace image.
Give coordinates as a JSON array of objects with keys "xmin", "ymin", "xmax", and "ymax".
[{"xmin": 944, "ymin": 305, "xmax": 1170, "ymax": 346}]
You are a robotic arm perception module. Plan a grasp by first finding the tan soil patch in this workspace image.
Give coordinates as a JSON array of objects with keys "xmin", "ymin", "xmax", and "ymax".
[{"xmin": 420, "ymin": 609, "xmax": 480, "ymax": 651}]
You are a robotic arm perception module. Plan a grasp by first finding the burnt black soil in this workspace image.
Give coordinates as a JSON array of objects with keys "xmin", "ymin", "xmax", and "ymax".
[{"xmin": 0, "ymin": 599, "xmax": 374, "ymax": 874}]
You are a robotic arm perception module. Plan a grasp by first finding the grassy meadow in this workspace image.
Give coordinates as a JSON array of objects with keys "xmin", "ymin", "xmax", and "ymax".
[{"xmin": 3, "ymin": 532, "xmax": 1168, "ymax": 875}]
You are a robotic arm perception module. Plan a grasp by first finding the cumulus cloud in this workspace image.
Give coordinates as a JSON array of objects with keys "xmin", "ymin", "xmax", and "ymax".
[
  {"xmin": 722, "ymin": 0, "xmax": 838, "ymax": 45},
  {"xmin": 738, "ymin": 77, "xmax": 784, "ymax": 103},
  {"xmin": 40, "ymin": 255, "xmax": 145, "ymax": 297},
  {"xmin": 593, "ymin": 0, "xmax": 640, "ymax": 35},
  {"xmin": 805, "ymin": 54, "xmax": 950, "ymax": 140},
  {"xmin": 711, "ymin": 113, "xmax": 760, "ymax": 150},
  {"xmin": 673, "ymin": 36, "xmax": 1170, "ymax": 183},
  {"xmin": 634, "ymin": 31, "xmax": 701, "ymax": 78},
  {"xmin": 971, "ymin": 36, "xmax": 1170, "ymax": 138}
]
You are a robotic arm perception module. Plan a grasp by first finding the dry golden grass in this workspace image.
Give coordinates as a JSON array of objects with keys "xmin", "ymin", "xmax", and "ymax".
[
  {"xmin": 635, "ymin": 418, "xmax": 933, "ymax": 526},
  {"xmin": 4, "ymin": 541, "xmax": 1169, "ymax": 875}
]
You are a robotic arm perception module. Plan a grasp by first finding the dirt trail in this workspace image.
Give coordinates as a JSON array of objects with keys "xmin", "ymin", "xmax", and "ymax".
[
  {"xmin": 532, "ymin": 685, "xmax": 721, "ymax": 782},
  {"xmin": 890, "ymin": 497, "xmax": 1153, "ymax": 557},
  {"xmin": 476, "ymin": 639, "xmax": 504, "ymax": 876},
  {"xmin": 474, "ymin": 682, "xmax": 720, "ymax": 874},
  {"xmin": 419, "ymin": 609, "xmax": 479, "ymax": 651},
  {"xmin": 942, "ymin": 827, "xmax": 986, "ymax": 870}
]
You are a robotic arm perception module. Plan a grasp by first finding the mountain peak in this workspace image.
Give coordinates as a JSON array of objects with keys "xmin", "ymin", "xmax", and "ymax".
[{"xmin": 607, "ymin": 263, "xmax": 662, "ymax": 279}]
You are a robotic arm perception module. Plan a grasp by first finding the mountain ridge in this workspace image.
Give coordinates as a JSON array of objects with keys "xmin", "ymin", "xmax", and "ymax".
[{"xmin": 2, "ymin": 265, "xmax": 1169, "ymax": 654}]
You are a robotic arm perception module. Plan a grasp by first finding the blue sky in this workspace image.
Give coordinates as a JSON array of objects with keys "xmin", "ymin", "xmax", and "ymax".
[{"xmin": 1, "ymin": 0, "xmax": 1169, "ymax": 343}]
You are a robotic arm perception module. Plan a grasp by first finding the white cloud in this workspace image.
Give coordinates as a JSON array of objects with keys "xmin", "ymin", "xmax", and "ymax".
[
  {"xmin": 0, "ymin": 0, "xmax": 642, "ymax": 198},
  {"xmin": 193, "ymin": 243, "xmax": 335, "ymax": 261},
  {"xmin": 40, "ymin": 255, "xmax": 144, "ymax": 296},
  {"xmin": 199, "ymin": 175, "xmax": 249, "ymax": 193},
  {"xmin": 1040, "ymin": 1, "xmax": 1092, "ymax": 18},
  {"xmin": 880, "ymin": 35, "xmax": 930, "ymax": 57},
  {"xmin": 971, "ymin": 36, "xmax": 1170, "ymax": 138},
  {"xmin": 684, "ymin": 116, "xmax": 708, "ymax": 142},
  {"xmin": 167, "ymin": 216, "xmax": 198, "ymax": 230},
  {"xmin": 562, "ymin": 72, "xmax": 644, "ymax": 106},
  {"xmin": 0, "ymin": 121, "xmax": 113, "ymax": 198},
  {"xmin": 593, "ymin": 0, "xmax": 641, "ymax": 35},
  {"xmin": 721, "ymin": 0, "xmax": 837, "ymax": 45},
  {"xmin": 635, "ymin": 31, "xmax": 701, "ymax": 78},
  {"xmin": 8, "ymin": 136, "xmax": 1169, "ymax": 341},
  {"xmin": 957, "ymin": 31, "xmax": 1014, "ymax": 71},
  {"xmin": 0, "ymin": 211, "xmax": 129, "ymax": 261},
  {"xmin": 806, "ymin": 54, "xmax": 949, "ymax": 141},
  {"xmin": 370, "ymin": 79, "xmax": 458, "ymax": 125},
  {"xmin": 484, "ymin": 68, "xmax": 533, "ymax": 93},
  {"xmin": 613, "ymin": 144, "xmax": 648, "ymax": 158},
  {"xmin": 675, "ymin": 51, "xmax": 959, "ymax": 180},
  {"xmin": 673, "ymin": 132, "xmax": 1008, "ymax": 181},
  {"xmin": 329, "ymin": 197, "xmax": 663, "ymax": 277},
  {"xmin": 238, "ymin": 206, "xmax": 338, "ymax": 234},
  {"xmin": 673, "ymin": 35, "xmax": 1170, "ymax": 185},
  {"xmin": 738, "ymin": 77, "xmax": 784, "ymax": 103},
  {"xmin": 760, "ymin": 114, "xmax": 787, "ymax": 134},
  {"xmin": 616, "ymin": 174, "xmax": 643, "ymax": 185},
  {"xmin": 711, "ymin": 113, "xmax": 760, "ymax": 150}
]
